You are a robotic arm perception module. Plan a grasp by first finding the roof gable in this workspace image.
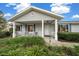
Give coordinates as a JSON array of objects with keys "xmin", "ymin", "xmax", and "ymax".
[
  {"xmin": 9, "ymin": 6, "xmax": 63, "ymax": 21},
  {"xmin": 15, "ymin": 11, "xmax": 56, "ymax": 22}
]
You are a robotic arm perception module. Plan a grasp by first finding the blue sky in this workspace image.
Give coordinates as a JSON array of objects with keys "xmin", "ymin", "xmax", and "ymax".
[{"xmin": 0, "ymin": 3, "xmax": 79, "ymax": 21}]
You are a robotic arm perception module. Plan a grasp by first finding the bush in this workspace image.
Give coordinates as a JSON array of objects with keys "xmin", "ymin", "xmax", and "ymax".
[
  {"xmin": 47, "ymin": 46, "xmax": 78, "ymax": 56},
  {"xmin": 47, "ymin": 46, "xmax": 65, "ymax": 56},
  {"xmin": 0, "ymin": 36, "xmax": 45, "ymax": 56},
  {"xmin": 58, "ymin": 32, "xmax": 79, "ymax": 42},
  {"xmin": 73, "ymin": 46, "xmax": 79, "ymax": 55},
  {"xmin": 0, "ymin": 36, "xmax": 79, "ymax": 56},
  {"xmin": 26, "ymin": 46, "xmax": 49, "ymax": 56},
  {"xmin": 61, "ymin": 46, "xmax": 77, "ymax": 56},
  {"xmin": 0, "ymin": 31, "xmax": 11, "ymax": 38},
  {"xmin": 0, "ymin": 36, "xmax": 45, "ymax": 47}
]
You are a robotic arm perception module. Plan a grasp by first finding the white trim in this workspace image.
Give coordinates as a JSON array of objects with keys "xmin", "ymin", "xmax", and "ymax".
[
  {"xmin": 55, "ymin": 20, "xmax": 58, "ymax": 41},
  {"xmin": 12, "ymin": 22, "xmax": 16, "ymax": 38},
  {"xmin": 31, "ymin": 6, "xmax": 63, "ymax": 18},
  {"xmin": 42, "ymin": 19, "xmax": 44, "ymax": 37}
]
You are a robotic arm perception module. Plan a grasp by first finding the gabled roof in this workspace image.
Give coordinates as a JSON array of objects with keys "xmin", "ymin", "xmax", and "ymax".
[{"xmin": 9, "ymin": 6, "xmax": 63, "ymax": 21}]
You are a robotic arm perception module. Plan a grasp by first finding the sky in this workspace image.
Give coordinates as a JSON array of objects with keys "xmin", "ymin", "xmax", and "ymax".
[{"xmin": 0, "ymin": 3, "xmax": 79, "ymax": 21}]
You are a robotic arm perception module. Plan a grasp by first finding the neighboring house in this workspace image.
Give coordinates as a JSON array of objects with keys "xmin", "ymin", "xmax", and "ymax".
[
  {"xmin": 59, "ymin": 21, "xmax": 79, "ymax": 32},
  {"xmin": 9, "ymin": 6, "xmax": 63, "ymax": 41}
]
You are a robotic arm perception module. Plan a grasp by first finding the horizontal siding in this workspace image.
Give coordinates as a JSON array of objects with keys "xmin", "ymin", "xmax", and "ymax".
[
  {"xmin": 71, "ymin": 24, "xmax": 79, "ymax": 32},
  {"xmin": 16, "ymin": 23, "xmax": 55, "ymax": 36},
  {"xmin": 15, "ymin": 11, "xmax": 55, "ymax": 22}
]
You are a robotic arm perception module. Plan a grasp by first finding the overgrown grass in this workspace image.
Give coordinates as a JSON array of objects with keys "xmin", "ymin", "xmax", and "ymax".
[{"xmin": 0, "ymin": 36, "xmax": 79, "ymax": 56}]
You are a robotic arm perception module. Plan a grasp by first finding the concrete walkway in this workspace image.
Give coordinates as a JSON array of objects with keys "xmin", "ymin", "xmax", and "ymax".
[{"xmin": 44, "ymin": 37, "xmax": 79, "ymax": 47}]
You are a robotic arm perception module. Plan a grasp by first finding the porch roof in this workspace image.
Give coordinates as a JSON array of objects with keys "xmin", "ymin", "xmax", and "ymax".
[
  {"xmin": 9, "ymin": 6, "xmax": 63, "ymax": 22},
  {"xmin": 59, "ymin": 21, "xmax": 79, "ymax": 24}
]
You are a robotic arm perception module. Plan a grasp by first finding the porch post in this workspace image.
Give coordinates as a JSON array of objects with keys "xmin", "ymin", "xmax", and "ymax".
[
  {"xmin": 12, "ymin": 22, "xmax": 16, "ymax": 38},
  {"xmin": 55, "ymin": 20, "xmax": 58, "ymax": 41},
  {"xmin": 42, "ymin": 19, "xmax": 44, "ymax": 37}
]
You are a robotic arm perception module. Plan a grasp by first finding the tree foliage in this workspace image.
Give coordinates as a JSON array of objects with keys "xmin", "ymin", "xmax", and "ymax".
[{"xmin": 0, "ymin": 10, "xmax": 6, "ymax": 31}]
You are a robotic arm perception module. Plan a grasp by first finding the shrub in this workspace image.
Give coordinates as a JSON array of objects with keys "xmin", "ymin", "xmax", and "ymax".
[
  {"xmin": 74, "ymin": 46, "xmax": 79, "ymax": 55},
  {"xmin": 26, "ymin": 46, "xmax": 49, "ymax": 56},
  {"xmin": 47, "ymin": 46, "xmax": 78, "ymax": 56},
  {"xmin": 0, "ymin": 31, "xmax": 11, "ymax": 38},
  {"xmin": 58, "ymin": 32, "xmax": 79, "ymax": 42},
  {"xmin": 61, "ymin": 46, "xmax": 77, "ymax": 56},
  {"xmin": 0, "ymin": 47, "xmax": 28, "ymax": 56},
  {"xmin": 45, "ymin": 46, "xmax": 63, "ymax": 56},
  {"xmin": 0, "ymin": 36, "xmax": 45, "ymax": 56},
  {"xmin": 22, "ymin": 36, "xmax": 45, "ymax": 47},
  {"xmin": 0, "ymin": 36, "xmax": 79, "ymax": 56},
  {"xmin": 0, "ymin": 36, "xmax": 45, "ymax": 47}
]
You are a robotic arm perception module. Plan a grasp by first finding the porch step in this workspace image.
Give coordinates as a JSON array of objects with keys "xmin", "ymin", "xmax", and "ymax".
[{"xmin": 44, "ymin": 37, "xmax": 59, "ymax": 46}]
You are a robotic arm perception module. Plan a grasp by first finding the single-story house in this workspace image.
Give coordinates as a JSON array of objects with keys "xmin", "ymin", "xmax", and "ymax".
[
  {"xmin": 9, "ymin": 6, "xmax": 63, "ymax": 41},
  {"xmin": 59, "ymin": 21, "xmax": 79, "ymax": 32}
]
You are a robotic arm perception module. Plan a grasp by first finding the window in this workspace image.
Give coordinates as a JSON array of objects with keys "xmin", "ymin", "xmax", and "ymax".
[
  {"xmin": 65, "ymin": 25, "xmax": 68, "ymax": 32},
  {"xmin": 16, "ymin": 25, "xmax": 21, "ymax": 31},
  {"xmin": 28, "ymin": 25, "xmax": 34, "ymax": 32}
]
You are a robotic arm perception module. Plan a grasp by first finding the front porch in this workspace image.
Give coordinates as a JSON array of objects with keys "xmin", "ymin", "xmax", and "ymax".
[{"xmin": 12, "ymin": 20, "xmax": 58, "ymax": 40}]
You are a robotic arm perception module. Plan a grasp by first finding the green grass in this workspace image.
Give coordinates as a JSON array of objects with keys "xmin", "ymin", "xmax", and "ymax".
[{"xmin": 0, "ymin": 36, "xmax": 79, "ymax": 56}]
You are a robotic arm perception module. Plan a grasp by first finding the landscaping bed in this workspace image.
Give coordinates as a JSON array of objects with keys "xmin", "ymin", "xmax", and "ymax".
[{"xmin": 0, "ymin": 36, "xmax": 79, "ymax": 56}]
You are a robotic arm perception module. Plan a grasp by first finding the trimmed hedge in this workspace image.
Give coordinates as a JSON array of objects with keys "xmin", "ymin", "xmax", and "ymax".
[
  {"xmin": 58, "ymin": 32, "xmax": 79, "ymax": 42},
  {"xmin": 0, "ymin": 31, "xmax": 11, "ymax": 38}
]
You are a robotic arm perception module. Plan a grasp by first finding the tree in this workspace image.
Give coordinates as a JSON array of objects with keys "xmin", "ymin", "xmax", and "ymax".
[
  {"xmin": 0, "ymin": 11, "xmax": 6, "ymax": 31},
  {"xmin": 0, "ymin": 11, "xmax": 4, "ymax": 17}
]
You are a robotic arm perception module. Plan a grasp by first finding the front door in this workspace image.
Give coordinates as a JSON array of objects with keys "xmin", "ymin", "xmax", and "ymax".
[{"xmin": 28, "ymin": 25, "xmax": 34, "ymax": 32}]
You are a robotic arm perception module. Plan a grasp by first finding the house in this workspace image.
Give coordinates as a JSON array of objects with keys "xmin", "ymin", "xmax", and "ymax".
[
  {"xmin": 59, "ymin": 21, "xmax": 79, "ymax": 32},
  {"xmin": 9, "ymin": 6, "xmax": 63, "ymax": 41}
]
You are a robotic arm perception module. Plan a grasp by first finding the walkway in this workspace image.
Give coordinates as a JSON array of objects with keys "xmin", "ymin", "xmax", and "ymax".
[{"xmin": 44, "ymin": 37, "xmax": 79, "ymax": 47}]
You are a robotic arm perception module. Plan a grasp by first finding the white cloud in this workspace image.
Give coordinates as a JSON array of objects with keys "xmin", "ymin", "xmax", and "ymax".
[
  {"xmin": 50, "ymin": 3, "xmax": 71, "ymax": 14},
  {"xmin": 6, "ymin": 3, "xmax": 31, "ymax": 13},
  {"xmin": 72, "ymin": 14, "xmax": 79, "ymax": 18},
  {"xmin": 4, "ymin": 13, "xmax": 12, "ymax": 20},
  {"xmin": 6, "ymin": 3, "xmax": 17, "ymax": 7},
  {"xmin": 4, "ymin": 13, "xmax": 12, "ymax": 17},
  {"xmin": 14, "ymin": 3, "xmax": 31, "ymax": 13},
  {"xmin": 5, "ymin": 2, "xmax": 31, "ymax": 20}
]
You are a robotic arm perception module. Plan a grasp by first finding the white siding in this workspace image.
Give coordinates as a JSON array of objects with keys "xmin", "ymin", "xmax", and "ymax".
[
  {"xmin": 71, "ymin": 24, "xmax": 79, "ymax": 32},
  {"xmin": 15, "ymin": 11, "xmax": 55, "ymax": 22},
  {"xmin": 16, "ymin": 23, "xmax": 55, "ymax": 36},
  {"xmin": 35, "ymin": 24, "xmax": 42, "ymax": 36},
  {"xmin": 44, "ymin": 24, "xmax": 55, "ymax": 35},
  {"xmin": 35, "ymin": 23, "xmax": 55, "ymax": 36}
]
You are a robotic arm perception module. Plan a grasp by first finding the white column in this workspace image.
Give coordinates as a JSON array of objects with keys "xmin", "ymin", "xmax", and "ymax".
[
  {"xmin": 55, "ymin": 20, "xmax": 58, "ymax": 41},
  {"xmin": 42, "ymin": 19, "xmax": 44, "ymax": 37},
  {"xmin": 21, "ymin": 24, "xmax": 25, "ymax": 35},
  {"xmin": 12, "ymin": 22, "xmax": 16, "ymax": 38}
]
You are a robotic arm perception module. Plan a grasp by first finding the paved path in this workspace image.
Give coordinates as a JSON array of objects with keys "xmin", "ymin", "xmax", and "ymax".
[{"xmin": 44, "ymin": 37, "xmax": 79, "ymax": 47}]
